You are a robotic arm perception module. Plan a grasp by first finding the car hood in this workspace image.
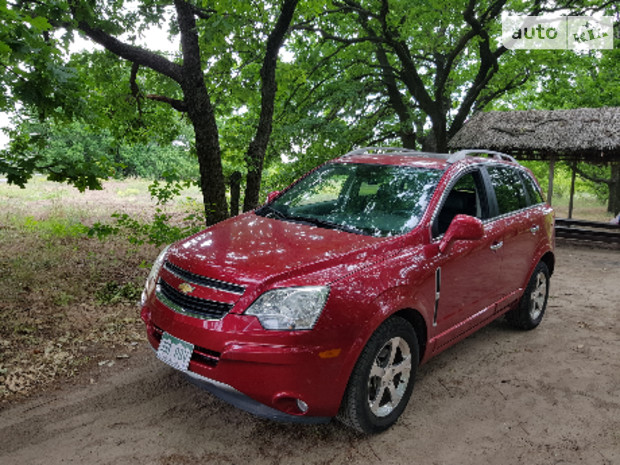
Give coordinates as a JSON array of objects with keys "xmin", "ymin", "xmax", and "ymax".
[{"xmin": 166, "ymin": 212, "xmax": 395, "ymax": 288}]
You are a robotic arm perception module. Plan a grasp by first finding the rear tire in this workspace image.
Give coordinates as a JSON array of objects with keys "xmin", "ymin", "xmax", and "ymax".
[
  {"xmin": 338, "ymin": 317, "xmax": 419, "ymax": 434},
  {"xmin": 506, "ymin": 262, "xmax": 550, "ymax": 330}
]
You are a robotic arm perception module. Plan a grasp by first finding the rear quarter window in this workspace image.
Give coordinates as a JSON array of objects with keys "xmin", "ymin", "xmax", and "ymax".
[{"xmin": 520, "ymin": 171, "xmax": 544, "ymax": 205}]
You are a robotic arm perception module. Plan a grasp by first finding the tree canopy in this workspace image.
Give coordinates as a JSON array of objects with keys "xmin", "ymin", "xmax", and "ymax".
[{"xmin": 1, "ymin": 0, "xmax": 618, "ymax": 223}]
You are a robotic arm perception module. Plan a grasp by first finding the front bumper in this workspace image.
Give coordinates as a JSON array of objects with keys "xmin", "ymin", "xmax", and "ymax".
[
  {"xmin": 184, "ymin": 370, "xmax": 330, "ymax": 424},
  {"xmin": 142, "ymin": 300, "xmax": 353, "ymax": 419}
]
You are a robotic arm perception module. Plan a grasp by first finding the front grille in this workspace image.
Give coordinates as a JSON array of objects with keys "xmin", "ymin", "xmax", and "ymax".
[
  {"xmin": 164, "ymin": 261, "xmax": 246, "ymax": 294},
  {"xmin": 157, "ymin": 278, "xmax": 233, "ymax": 320}
]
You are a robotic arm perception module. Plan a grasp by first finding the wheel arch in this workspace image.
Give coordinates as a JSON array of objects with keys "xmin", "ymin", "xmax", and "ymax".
[
  {"xmin": 540, "ymin": 251, "xmax": 555, "ymax": 276},
  {"xmin": 391, "ymin": 308, "xmax": 428, "ymax": 363}
]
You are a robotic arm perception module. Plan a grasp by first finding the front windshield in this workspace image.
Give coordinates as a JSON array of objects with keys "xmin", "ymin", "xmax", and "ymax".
[{"xmin": 257, "ymin": 162, "xmax": 443, "ymax": 237}]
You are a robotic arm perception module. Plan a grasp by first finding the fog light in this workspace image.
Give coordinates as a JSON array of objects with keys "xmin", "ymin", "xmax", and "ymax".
[{"xmin": 296, "ymin": 399, "xmax": 309, "ymax": 413}]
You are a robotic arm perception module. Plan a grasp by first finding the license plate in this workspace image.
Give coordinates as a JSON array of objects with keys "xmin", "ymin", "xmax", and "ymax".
[{"xmin": 157, "ymin": 333, "xmax": 194, "ymax": 372}]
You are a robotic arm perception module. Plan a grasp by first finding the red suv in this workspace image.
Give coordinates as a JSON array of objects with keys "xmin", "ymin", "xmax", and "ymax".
[{"xmin": 140, "ymin": 147, "xmax": 554, "ymax": 433}]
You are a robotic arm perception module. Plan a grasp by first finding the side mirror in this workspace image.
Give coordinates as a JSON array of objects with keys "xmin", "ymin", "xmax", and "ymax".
[
  {"xmin": 439, "ymin": 214, "xmax": 484, "ymax": 253},
  {"xmin": 265, "ymin": 190, "xmax": 281, "ymax": 204}
]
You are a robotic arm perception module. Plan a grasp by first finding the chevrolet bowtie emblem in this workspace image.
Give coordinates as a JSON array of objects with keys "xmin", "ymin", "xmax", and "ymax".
[{"xmin": 178, "ymin": 282, "xmax": 195, "ymax": 295}]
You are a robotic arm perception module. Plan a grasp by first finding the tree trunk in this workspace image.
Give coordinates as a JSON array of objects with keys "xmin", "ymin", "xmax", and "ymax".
[
  {"xmin": 175, "ymin": 0, "xmax": 228, "ymax": 225},
  {"xmin": 243, "ymin": 0, "xmax": 298, "ymax": 212},
  {"xmin": 428, "ymin": 109, "xmax": 448, "ymax": 153},
  {"xmin": 190, "ymin": 108, "xmax": 228, "ymax": 225},
  {"xmin": 401, "ymin": 131, "xmax": 416, "ymax": 149}
]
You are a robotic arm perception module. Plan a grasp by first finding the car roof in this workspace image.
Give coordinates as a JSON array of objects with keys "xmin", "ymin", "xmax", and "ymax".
[{"xmin": 333, "ymin": 147, "xmax": 519, "ymax": 170}]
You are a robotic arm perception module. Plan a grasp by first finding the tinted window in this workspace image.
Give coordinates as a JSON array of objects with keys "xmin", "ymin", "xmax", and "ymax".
[
  {"xmin": 487, "ymin": 166, "xmax": 528, "ymax": 216},
  {"xmin": 520, "ymin": 171, "xmax": 544, "ymax": 205}
]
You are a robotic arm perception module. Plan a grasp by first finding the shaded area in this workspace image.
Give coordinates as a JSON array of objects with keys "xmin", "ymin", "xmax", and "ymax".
[{"xmin": 1, "ymin": 245, "xmax": 619, "ymax": 465}]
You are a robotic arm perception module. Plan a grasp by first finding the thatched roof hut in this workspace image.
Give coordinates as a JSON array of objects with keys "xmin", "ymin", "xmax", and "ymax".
[{"xmin": 448, "ymin": 107, "xmax": 620, "ymax": 162}]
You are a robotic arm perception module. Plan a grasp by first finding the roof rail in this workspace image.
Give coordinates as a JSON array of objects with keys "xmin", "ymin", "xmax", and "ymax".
[
  {"xmin": 343, "ymin": 146, "xmax": 451, "ymax": 159},
  {"xmin": 344, "ymin": 147, "xmax": 419, "ymax": 157},
  {"xmin": 448, "ymin": 149, "xmax": 518, "ymax": 164}
]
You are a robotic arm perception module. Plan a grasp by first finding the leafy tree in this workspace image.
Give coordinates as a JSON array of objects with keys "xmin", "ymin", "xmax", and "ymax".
[
  {"xmin": 0, "ymin": 0, "xmax": 81, "ymax": 117},
  {"xmin": 2, "ymin": 0, "xmax": 300, "ymax": 224},
  {"xmin": 285, "ymin": 0, "xmax": 617, "ymax": 152},
  {"xmin": 3, "ymin": 0, "xmax": 618, "ymax": 222}
]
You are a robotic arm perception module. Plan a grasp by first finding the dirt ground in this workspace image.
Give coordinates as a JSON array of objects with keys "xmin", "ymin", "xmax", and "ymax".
[{"xmin": 0, "ymin": 242, "xmax": 618, "ymax": 465}]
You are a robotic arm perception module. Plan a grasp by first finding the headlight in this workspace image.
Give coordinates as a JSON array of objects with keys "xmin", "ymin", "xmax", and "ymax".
[
  {"xmin": 140, "ymin": 245, "xmax": 170, "ymax": 306},
  {"xmin": 245, "ymin": 286, "xmax": 329, "ymax": 330}
]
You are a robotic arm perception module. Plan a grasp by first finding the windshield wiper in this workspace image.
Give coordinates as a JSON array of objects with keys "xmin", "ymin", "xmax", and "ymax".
[
  {"xmin": 256, "ymin": 205, "xmax": 287, "ymax": 220},
  {"xmin": 284, "ymin": 214, "xmax": 364, "ymax": 235}
]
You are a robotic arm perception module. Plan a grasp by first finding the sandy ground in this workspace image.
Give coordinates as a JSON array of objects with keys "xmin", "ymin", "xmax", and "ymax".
[{"xmin": 0, "ymin": 243, "xmax": 618, "ymax": 465}]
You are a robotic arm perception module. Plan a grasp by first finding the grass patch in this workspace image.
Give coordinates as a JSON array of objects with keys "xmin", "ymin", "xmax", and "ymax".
[
  {"xmin": 549, "ymin": 193, "xmax": 614, "ymax": 221},
  {"xmin": 13, "ymin": 215, "xmax": 89, "ymax": 239}
]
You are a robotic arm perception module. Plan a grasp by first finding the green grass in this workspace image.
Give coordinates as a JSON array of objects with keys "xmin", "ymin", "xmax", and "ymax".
[
  {"xmin": 12, "ymin": 215, "xmax": 89, "ymax": 239},
  {"xmin": 549, "ymin": 192, "xmax": 613, "ymax": 221}
]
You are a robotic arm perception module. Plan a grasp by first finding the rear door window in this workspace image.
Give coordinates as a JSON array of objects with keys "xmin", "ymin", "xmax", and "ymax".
[{"xmin": 486, "ymin": 166, "xmax": 528, "ymax": 216}]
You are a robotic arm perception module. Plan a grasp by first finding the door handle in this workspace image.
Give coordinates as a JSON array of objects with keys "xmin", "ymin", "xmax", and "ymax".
[
  {"xmin": 530, "ymin": 225, "xmax": 540, "ymax": 234},
  {"xmin": 490, "ymin": 241, "xmax": 503, "ymax": 251}
]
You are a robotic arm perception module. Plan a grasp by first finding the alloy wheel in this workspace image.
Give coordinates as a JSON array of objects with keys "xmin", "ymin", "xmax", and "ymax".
[{"xmin": 367, "ymin": 336, "xmax": 412, "ymax": 417}]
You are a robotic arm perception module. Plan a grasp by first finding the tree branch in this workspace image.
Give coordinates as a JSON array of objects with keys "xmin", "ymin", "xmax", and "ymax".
[
  {"xmin": 68, "ymin": 1, "xmax": 182, "ymax": 84},
  {"xmin": 145, "ymin": 94, "xmax": 187, "ymax": 112},
  {"xmin": 292, "ymin": 25, "xmax": 383, "ymax": 44},
  {"xmin": 448, "ymin": 2, "xmax": 507, "ymax": 139},
  {"xmin": 375, "ymin": 2, "xmax": 436, "ymax": 123},
  {"xmin": 359, "ymin": 11, "xmax": 416, "ymax": 148},
  {"xmin": 575, "ymin": 165, "xmax": 612, "ymax": 185},
  {"xmin": 474, "ymin": 71, "xmax": 530, "ymax": 112},
  {"xmin": 186, "ymin": 3, "xmax": 217, "ymax": 20}
]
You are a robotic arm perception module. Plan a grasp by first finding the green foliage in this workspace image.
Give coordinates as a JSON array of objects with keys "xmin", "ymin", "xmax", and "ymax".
[
  {"xmin": 0, "ymin": 1, "xmax": 82, "ymax": 118},
  {"xmin": 573, "ymin": 162, "xmax": 611, "ymax": 202},
  {"xmin": 2, "ymin": 0, "xmax": 619, "ymax": 222},
  {"xmin": 1, "ymin": 117, "xmax": 199, "ymax": 189},
  {"xmin": 119, "ymin": 143, "xmax": 198, "ymax": 179},
  {"xmin": 95, "ymin": 281, "xmax": 142, "ymax": 305},
  {"xmin": 521, "ymin": 160, "xmax": 609, "ymax": 204},
  {"xmin": 1, "ymin": 117, "xmax": 119, "ymax": 190},
  {"xmin": 88, "ymin": 209, "xmax": 203, "ymax": 247},
  {"xmin": 148, "ymin": 173, "xmax": 195, "ymax": 204},
  {"xmin": 88, "ymin": 174, "xmax": 203, "ymax": 248},
  {"xmin": 69, "ymin": 50, "xmax": 185, "ymax": 146}
]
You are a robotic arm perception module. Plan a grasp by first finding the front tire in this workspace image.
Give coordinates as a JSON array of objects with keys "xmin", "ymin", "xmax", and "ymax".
[
  {"xmin": 506, "ymin": 262, "xmax": 550, "ymax": 330},
  {"xmin": 338, "ymin": 317, "xmax": 419, "ymax": 434}
]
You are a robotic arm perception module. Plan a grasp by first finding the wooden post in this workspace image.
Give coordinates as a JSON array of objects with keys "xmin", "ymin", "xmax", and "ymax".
[
  {"xmin": 548, "ymin": 153, "xmax": 555, "ymax": 206},
  {"xmin": 568, "ymin": 161, "xmax": 577, "ymax": 219},
  {"xmin": 229, "ymin": 171, "xmax": 241, "ymax": 217}
]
